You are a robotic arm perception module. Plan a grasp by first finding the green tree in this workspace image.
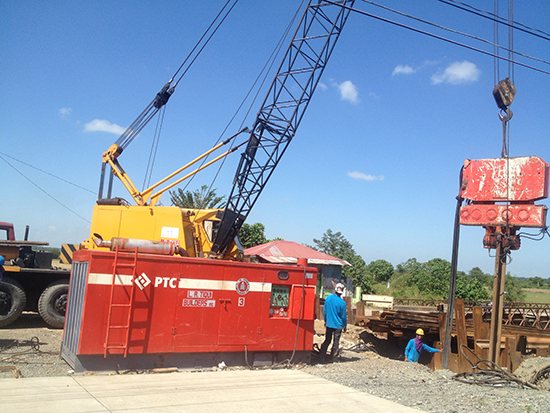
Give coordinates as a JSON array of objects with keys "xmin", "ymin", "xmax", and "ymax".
[
  {"xmin": 469, "ymin": 267, "xmax": 492, "ymax": 287},
  {"xmin": 313, "ymin": 229, "xmax": 354, "ymax": 259},
  {"xmin": 345, "ymin": 254, "xmax": 374, "ymax": 295},
  {"xmin": 366, "ymin": 259, "xmax": 394, "ymax": 283},
  {"xmin": 169, "ymin": 185, "xmax": 225, "ymax": 209},
  {"xmin": 531, "ymin": 276, "xmax": 545, "ymax": 288},
  {"xmin": 312, "ymin": 229, "xmax": 373, "ymax": 294},
  {"xmin": 456, "ymin": 274, "xmax": 490, "ymax": 301},
  {"xmin": 503, "ymin": 273, "xmax": 526, "ymax": 302},
  {"xmin": 239, "ymin": 223, "xmax": 269, "ymax": 249},
  {"xmin": 409, "ymin": 258, "xmax": 450, "ymax": 299}
]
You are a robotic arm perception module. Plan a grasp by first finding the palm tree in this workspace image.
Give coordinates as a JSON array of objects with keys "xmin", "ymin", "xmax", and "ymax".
[{"xmin": 169, "ymin": 185, "xmax": 226, "ymax": 209}]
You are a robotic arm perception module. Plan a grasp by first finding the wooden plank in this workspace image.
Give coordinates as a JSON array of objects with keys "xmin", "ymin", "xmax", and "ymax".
[
  {"xmin": 503, "ymin": 337, "xmax": 514, "ymax": 371},
  {"xmin": 356, "ymin": 301, "xmax": 365, "ymax": 317},
  {"xmin": 315, "ymin": 297, "xmax": 321, "ymax": 320},
  {"xmin": 448, "ymin": 353, "xmax": 459, "ymax": 373},
  {"xmin": 431, "ymin": 341, "xmax": 443, "ymax": 371},
  {"xmin": 454, "ymin": 299, "xmax": 469, "ymax": 373},
  {"xmin": 472, "ymin": 307, "xmax": 489, "ymax": 340},
  {"xmin": 344, "ymin": 296, "xmax": 352, "ymax": 326},
  {"xmin": 509, "ymin": 350, "xmax": 524, "ymax": 373},
  {"xmin": 438, "ymin": 312, "xmax": 446, "ymax": 343}
]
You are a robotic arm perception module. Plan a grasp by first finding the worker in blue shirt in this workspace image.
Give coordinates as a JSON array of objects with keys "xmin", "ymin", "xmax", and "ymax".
[
  {"xmin": 404, "ymin": 328, "xmax": 440, "ymax": 362},
  {"xmin": 320, "ymin": 282, "xmax": 347, "ymax": 362},
  {"xmin": 0, "ymin": 255, "xmax": 4, "ymax": 282}
]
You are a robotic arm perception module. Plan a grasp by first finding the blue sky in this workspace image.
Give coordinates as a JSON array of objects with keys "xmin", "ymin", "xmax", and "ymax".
[{"xmin": 1, "ymin": 1, "xmax": 549, "ymax": 279}]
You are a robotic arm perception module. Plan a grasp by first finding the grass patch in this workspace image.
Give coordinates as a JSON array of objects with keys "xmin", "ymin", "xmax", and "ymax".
[{"xmin": 522, "ymin": 289, "xmax": 550, "ymax": 304}]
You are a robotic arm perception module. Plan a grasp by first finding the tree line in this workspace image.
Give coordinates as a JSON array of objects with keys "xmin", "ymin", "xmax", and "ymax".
[{"xmin": 169, "ymin": 186, "xmax": 543, "ymax": 302}]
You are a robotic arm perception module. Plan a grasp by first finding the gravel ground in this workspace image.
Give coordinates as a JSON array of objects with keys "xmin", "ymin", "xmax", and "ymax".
[{"xmin": 1, "ymin": 315, "xmax": 550, "ymax": 413}]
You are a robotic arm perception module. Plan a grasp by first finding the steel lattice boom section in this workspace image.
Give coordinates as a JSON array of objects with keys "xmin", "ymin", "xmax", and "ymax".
[{"xmin": 212, "ymin": 0, "xmax": 355, "ymax": 254}]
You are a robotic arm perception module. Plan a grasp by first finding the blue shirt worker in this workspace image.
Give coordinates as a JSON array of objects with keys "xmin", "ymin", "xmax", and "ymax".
[
  {"xmin": 320, "ymin": 283, "xmax": 347, "ymax": 362},
  {"xmin": 0, "ymin": 255, "xmax": 4, "ymax": 282},
  {"xmin": 405, "ymin": 328, "xmax": 440, "ymax": 362}
]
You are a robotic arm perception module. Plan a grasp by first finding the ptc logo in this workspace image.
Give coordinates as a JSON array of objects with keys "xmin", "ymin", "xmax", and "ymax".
[{"xmin": 135, "ymin": 272, "xmax": 151, "ymax": 290}]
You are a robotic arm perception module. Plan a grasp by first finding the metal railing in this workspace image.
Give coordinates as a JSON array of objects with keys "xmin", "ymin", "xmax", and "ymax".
[{"xmin": 393, "ymin": 298, "xmax": 550, "ymax": 330}]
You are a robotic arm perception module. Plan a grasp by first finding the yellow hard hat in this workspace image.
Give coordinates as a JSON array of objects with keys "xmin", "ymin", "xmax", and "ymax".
[{"xmin": 416, "ymin": 328, "xmax": 425, "ymax": 336}]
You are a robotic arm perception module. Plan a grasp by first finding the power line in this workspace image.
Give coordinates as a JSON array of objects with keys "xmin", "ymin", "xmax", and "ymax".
[
  {"xmin": 360, "ymin": 0, "xmax": 550, "ymax": 68},
  {"xmin": 0, "ymin": 154, "xmax": 91, "ymax": 223},
  {"xmin": 0, "ymin": 151, "xmax": 95, "ymax": 194},
  {"xmin": 330, "ymin": 1, "xmax": 550, "ymax": 76},
  {"xmin": 438, "ymin": 0, "xmax": 550, "ymax": 41}
]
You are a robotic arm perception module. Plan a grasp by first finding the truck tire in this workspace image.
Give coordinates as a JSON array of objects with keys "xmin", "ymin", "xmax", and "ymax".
[
  {"xmin": 38, "ymin": 279, "xmax": 69, "ymax": 329},
  {"xmin": 0, "ymin": 277, "xmax": 27, "ymax": 327}
]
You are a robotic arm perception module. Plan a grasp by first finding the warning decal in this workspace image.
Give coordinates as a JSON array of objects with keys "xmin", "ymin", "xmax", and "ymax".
[{"xmin": 236, "ymin": 278, "xmax": 250, "ymax": 295}]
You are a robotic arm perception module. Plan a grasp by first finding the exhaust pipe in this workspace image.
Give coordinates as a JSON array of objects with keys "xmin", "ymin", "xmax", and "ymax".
[{"xmin": 93, "ymin": 235, "xmax": 187, "ymax": 256}]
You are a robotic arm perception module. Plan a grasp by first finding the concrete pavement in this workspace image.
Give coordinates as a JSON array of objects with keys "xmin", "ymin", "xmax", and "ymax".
[{"xmin": 1, "ymin": 369, "xmax": 425, "ymax": 412}]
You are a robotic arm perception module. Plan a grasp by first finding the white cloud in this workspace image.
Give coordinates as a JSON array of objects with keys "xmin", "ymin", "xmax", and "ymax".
[
  {"xmin": 317, "ymin": 82, "xmax": 328, "ymax": 91},
  {"xmin": 84, "ymin": 119, "xmax": 126, "ymax": 135},
  {"xmin": 59, "ymin": 107, "xmax": 72, "ymax": 119},
  {"xmin": 338, "ymin": 80, "xmax": 359, "ymax": 104},
  {"xmin": 348, "ymin": 171, "xmax": 384, "ymax": 181},
  {"xmin": 392, "ymin": 65, "xmax": 415, "ymax": 76},
  {"xmin": 431, "ymin": 61, "xmax": 480, "ymax": 85},
  {"xmin": 368, "ymin": 92, "xmax": 380, "ymax": 100}
]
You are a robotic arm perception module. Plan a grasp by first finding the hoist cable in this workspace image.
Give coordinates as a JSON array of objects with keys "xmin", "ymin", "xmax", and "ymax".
[
  {"xmin": 333, "ymin": 1, "xmax": 550, "ymax": 76},
  {"xmin": 0, "ymin": 154, "xmax": 90, "ymax": 223},
  {"xmin": 131, "ymin": 0, "xmax": 239, "ymax": 202},
  {"xmin": 184, "ymin": 1, "xmax": 305, "ymax": 219},
  {"xmin": 170, "ymin": 0, "xmax": 237, "ymax": 83},
  {"xmin": 438, "ymin": 0, "xmax": 550, "ymax": 41},
  {"xmin": 142, "ymin": 105, "xmax": 166, "ymax": 191},
  {"xmin": 508, "ymin": 0, "xmax": 515, "ymax": 83},
  {"xmin": 112, "ymin": 1, "xmax": 239, "ymax": 155},
  {"xmin": 173, "ymin": 0, "xmax": 239, "ymax": 87},
  {"xmin": 494, "ymin": 0, "xmax": 499, "ymax": 84},
  {"xmin": 360, "ymin": 0, "xmax": 550, "ymax": 68}
]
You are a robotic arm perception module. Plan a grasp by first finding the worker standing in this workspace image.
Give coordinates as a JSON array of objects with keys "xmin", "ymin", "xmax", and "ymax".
[
  {"xmin": 320, "ymin": 282, "xmax": 347, "ymax": 362},
  {"xmin": 404, "ymin": 328, "xmax": 440, "ymax": 362}
]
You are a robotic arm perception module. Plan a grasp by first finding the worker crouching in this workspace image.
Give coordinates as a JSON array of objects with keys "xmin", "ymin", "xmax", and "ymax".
[
  {"xmin": 319, "ymin": 283, "xmax": 347, "ymax": 362},
  {"xmin": 404, "ymin": 328, "xmax": 440, "ymax": 362}
]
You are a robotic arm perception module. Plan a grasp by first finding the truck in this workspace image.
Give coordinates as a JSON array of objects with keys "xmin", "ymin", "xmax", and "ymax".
[{"xmin": 0, "ymin": 222, "xmax": 70, "ymax": 328}]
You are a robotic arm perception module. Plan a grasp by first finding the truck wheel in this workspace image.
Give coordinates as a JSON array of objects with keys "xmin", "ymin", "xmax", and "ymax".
[
  {"xmin": 0, "ymin": 277, "xmax": 27, "ymax": 328},
  {"xmin": 38, "ymin": 280, "xmax": 69, "ymax": 329}
]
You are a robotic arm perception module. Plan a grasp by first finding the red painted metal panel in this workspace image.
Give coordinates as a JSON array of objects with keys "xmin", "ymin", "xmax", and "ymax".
[
  {"xmin": 67, "ymin": 249, "xmax": 317, "ymax": 356},
  {"xmin": 460, "ymin": 156, "xmax": 549, "ymax": 202},
  {"xmin": 460, "ymin": 204, "xmax": 547, "ymax": 227}
]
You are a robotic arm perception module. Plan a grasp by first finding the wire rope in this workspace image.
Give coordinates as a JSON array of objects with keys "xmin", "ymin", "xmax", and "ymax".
[
  {"xmin": 183, "ymin": 1, "xmax": 306, "ymax": 221},
  {"xmin": 142, "ymin": 105, "xmax": 166, "ymax": 191},
  {"xmin": 333, "ymin": 1, "xmax": 550, "ymax": 76},
  {"xmin": 360, "ymin": 0, "xmax": 550, "ymax": 68},
  {"xmin": 0, "ymin": 154, "xmax": 90, "ymax": 223},
  {"xmin": 438, "ymin": 0, "xmax": 550, "ymax": 41},
  {"xmin": 0, "ymin": 151, "xmax": 94, "ymax": 194}
]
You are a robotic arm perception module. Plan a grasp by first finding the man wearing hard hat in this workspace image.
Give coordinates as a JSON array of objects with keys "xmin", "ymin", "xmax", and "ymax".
[{"xmin": 404, "ymin": 328, "xmax": 440, "ymax": 362}]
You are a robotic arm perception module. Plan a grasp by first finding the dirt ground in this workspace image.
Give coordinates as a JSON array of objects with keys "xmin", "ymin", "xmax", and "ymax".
[{"xmin": 0, "ymin": 313, "xmax": 68, "ymax": 378}]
